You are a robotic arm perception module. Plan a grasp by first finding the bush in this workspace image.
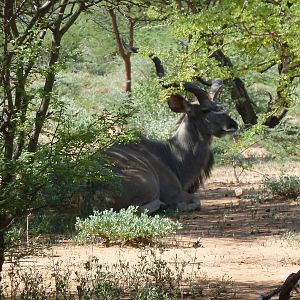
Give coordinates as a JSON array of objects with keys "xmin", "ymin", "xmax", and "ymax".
[
  {"xmin": 2, "ymin": 248, "xmax": 228, "ymax": 299},
  {"xmin": 262, "ymin": 121, "xmax": 300, "ymax": 158},
  {"xmin": 263, "ymin": 175, "xmax": 300, "ymax": 200},
  {"xmin": 75, "ymin": 206, "xmax": 182, "ymax": 245},
  {"xmin": 28, "ymin": 214, "xmax": 77, "ymax": 235}
]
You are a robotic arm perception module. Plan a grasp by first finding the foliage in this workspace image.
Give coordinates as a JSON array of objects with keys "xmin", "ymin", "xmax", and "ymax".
[
  {"xmin": 165, "ymin": 0, "xmax": 300, "ymax": 79},
  {"xmin": 0, "ymin": 0, "xmax": 115, "ymax": 233},
  {"xmin": 147, "ymin": 0, "xmax": 300, "ymax": 127},
  {"xmin": 131, "ymin": 79, "xmax": 177, "ymax": 139},
  {"xmin": 76, "ymin": 259, "xmax": 122, "ymax": 300},
  {"xmin": 1, "ymin": 0, "xmax": 299, "ymax": 288},
  {"xmin": 55, "ymin": 68, "xmax": 130, "ymax": 113},
  {"xmin": 212, "ymin": 116, "xmax": 299, "ymax": 175},
  {"xmin": 262, "ymin": 120, "xmax": 300, "ymax": 157},
  {"xmin": 281, "ymin": 231, "xmax": 300, "ymax": 245},
  {"xmin": 5, "ymin": 227, "xmax": 23, "ymax": 246},
  {"xmin": 63, "ymin": 12, "xmax": 118, "ymax": 75},
  {"xmin": 75, "ymin": 206, "xmax": 182, "ymax": 245},
  {"xmin": 0, "ymin": 99, "xmax": 137, "ymax": 215},
  {"xmin": 263, "ymin": 175, "xmax": 300, "ymax": 200},
  {"xmin": 55, "ymin": 60, "xmax": 176, "ymax": 140},
  {"xmin": 211, "ymin": 124, "xmax": 265, "ymax": 175},
  {"xmin": 1, "ymin": 260, "xmax": 74, "ymax": 300},
  {"xmin": 26, "ymin": 214, "xmax": 76, "ymax": 235}
]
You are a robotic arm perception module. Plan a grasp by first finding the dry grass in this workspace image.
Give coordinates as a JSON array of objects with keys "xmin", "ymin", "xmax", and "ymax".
[{"xmin": 1, "ymin": 160, "xmax": 300, "ymax": 299}]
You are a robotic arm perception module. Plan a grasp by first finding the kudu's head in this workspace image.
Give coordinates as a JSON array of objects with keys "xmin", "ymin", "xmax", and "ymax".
[
  {"xmin": 123, "ymin": 43, "xmax": 238, "ymax": 138},
  {"xmin": 168, "ymin": 79, "xmax": 238, "ymax": 138}
]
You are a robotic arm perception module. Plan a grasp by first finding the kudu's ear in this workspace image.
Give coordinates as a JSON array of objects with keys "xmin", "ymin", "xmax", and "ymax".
[{"xmin": 168, "ymin": 95, "xmax": 192, "ymax": 113}]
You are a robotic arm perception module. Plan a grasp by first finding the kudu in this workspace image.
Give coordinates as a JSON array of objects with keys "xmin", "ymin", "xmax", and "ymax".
[
  {"xmin": 87, "ymin": 44, "xmax": 238, "ymax": 213},
  {"xmin": 92, "ymin": 77, "xmax": 238, "ymax": 213}
]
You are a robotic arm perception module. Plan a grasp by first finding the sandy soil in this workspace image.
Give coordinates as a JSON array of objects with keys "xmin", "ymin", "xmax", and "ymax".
[{"xmin": 2, "ymin": 160, "xmax": 300, "ymax": 299}]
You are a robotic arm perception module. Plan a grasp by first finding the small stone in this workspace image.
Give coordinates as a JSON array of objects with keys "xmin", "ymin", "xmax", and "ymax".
[{"xmin": 235, "ymin": 188, "xmax": 243, "ymax": 197}]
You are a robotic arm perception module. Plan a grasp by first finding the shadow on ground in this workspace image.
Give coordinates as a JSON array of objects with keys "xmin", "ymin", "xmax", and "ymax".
[
  {"xmin": 166, "ymin": 182, "xmax": 300, "ymax": 299},
  {"xmin": 177, "ymin": 183, "xmax": 300, "ymax": 241}
]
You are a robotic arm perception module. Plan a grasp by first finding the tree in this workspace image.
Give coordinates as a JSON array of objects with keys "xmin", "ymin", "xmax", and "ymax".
[
  {"xmin": 93, "ymin": 2, "xmax": 161, "ymax": 94},
  {"xmin": 108, "ymin": 5, "xmax": 135, "ymax": 94},
  {"xmin": 156, "ymin": 0, "xmax": 300, "ymax": 127},
  {"xmin": 0, "ymin": 0, "xmax": 137, "ymax": 281}
]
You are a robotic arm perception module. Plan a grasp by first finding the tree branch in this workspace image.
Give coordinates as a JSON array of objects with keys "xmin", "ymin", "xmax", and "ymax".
[
  {"xmin": 60, "ymin": 2, "xmax": 86, "ymax": 36},
  {"xmin": 257, "ymin": 60, "xmax": 277, "ymax": 73},
  {"xmin": 16, "ymin": 0, "xmax": 54, "ymax": 45},
  {"xmin": 258, "ymin": 269, "xmax": 300, "ymax": 300},
  {"xmin": 28, "ymin": 28, "xmax": 62, "ymax": 153},
  {"xmin": 108, "ymin": 7, "xmax": 127, "ymax": 59}
]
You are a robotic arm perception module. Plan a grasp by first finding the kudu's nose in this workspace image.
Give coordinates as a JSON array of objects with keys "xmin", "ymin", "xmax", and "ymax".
[{"xmin": 225, "ymin": 119, "xmax": 238, "ymax": 133}]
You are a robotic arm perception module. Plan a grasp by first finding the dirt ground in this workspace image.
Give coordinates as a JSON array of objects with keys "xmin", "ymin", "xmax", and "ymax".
[{"xmin": 2, "ymin": 160, "xmax": 300, "ymax": 299}]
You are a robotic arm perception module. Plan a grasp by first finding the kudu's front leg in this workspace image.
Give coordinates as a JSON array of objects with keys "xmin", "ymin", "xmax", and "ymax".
[
  {"xmin": 138, "ymin": 199, "xmax": 167, "ymax": 214},
  {"xmin": 177, "ymin": 191, "xmax": 201, "ymax": 211}
]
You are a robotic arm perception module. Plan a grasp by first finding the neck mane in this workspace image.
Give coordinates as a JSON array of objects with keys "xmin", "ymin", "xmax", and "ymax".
[{"xmin": 168, "ymin": 116, "xmax": 214, "ymax": 190}]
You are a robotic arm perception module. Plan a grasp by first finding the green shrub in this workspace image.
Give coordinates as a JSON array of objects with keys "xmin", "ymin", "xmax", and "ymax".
[
  {"xmin": 262, "ymin": 121, "xmax": 300, "ymax": 158},
  {"xmin": 263, "ymin": 175, "xmax": 300, "ymax": 199},
  {"xmin": 28, "ymin": 214, "xmax": 77, "ymax": 235},
  {"xmin": 75, "ymin": 206, "xmax": 182, "ymax": 245}
]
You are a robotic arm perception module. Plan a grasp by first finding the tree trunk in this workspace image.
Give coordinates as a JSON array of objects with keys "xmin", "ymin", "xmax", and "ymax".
[
  {"xmin": 0, "ymin": 231, "xmax": 4, "ymax": 283},
  {"xmin": 27, "ymin": 32, "xmax": 61, "ymax": 153},
  {"xmin": 213, "ymin": 50, "xmax": 258, "ymax": 126},
  {"xmin": 0, "ymin": 213, "xmax": 10, "ymax": 283},
  {"xmin": 263, "ymin": 56, "xmax": 292, "ymax": 128},
  {"xmin": 231, "ymin": 78, "xmax": 258, "ymax": 126},
  {"xmin": 108, "ymin": 7, "xmax": 134, "ymax": 95},
  {"xmin": 124, "ymin": 54, "xmax": 132, "ymax": 94},
  {"xmin": 263, "ymin": 109, "xmax": 288, "ymax": 128}
]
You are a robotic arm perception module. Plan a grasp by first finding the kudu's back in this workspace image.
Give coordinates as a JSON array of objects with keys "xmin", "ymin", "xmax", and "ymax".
[{"xmin": 95, "ymin": 82, "xmax": 238, "ymax": 213}]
